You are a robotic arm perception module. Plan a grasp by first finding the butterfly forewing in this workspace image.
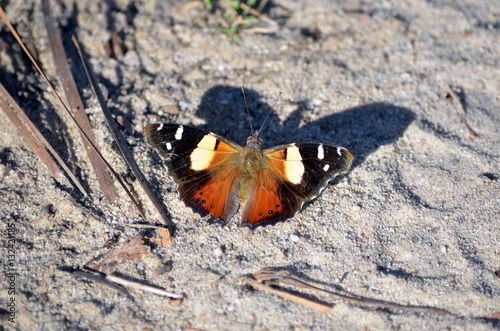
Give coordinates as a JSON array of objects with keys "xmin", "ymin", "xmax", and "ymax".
[
  {"xmin": 144, "ymin": 123, "xmax": 242, "ymax": 221},
  {"xmin": 144, "ymin": 123, "xmax": 241, "ymax": 181}
]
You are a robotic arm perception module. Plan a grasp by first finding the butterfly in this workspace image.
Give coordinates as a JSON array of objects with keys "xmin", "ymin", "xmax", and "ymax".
[{"xmin": 144, "ymin": 119, "xmax": 353, "ymax": 227}]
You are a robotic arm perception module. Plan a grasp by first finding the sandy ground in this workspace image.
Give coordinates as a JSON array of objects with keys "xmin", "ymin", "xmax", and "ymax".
[{"xmin": 1, "ymin": 0, "xmax": 499, "ymax": 330}]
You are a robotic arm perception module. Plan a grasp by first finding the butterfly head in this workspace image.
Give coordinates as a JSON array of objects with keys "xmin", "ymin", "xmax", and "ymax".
[
  {"xmin": 246, "ymin": 129, "xmax": 263, "ymax": 149},
  {"xmin": 241, "ymin": 86, "xmax": 281, "ymax": 150}
]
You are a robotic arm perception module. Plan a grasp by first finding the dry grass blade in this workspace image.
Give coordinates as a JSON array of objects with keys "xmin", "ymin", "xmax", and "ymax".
[
  {"xmin": 257, "ymin": 0, "xmax": 270, "ymax": 12},
  {"xmin": 1, "ymin": 6, "xmax": 157, "ymax": 219},
  {"xmin": 125, "ymin": 223, "xmax": 163, "ymax": 229},
  {"xmin": 2, "ymin": 5, "xmax": 173, "ymax": 234},
  {"xmin": 243, "ymin": 278, "xmax": 331, "ymax": 313},
  {"xmin": 246, "ymin": 270, "xmax": 454, "ymax": 316},
  {"xmin": 0, "ymin": 83, "xmax": 87, "ymax": 194},
  {"xmin": 0, "ymin": 92, "xmax": 71, "ymax": 188},
  {"xmin": 179, "ymin": 1, "xmax": 204, "ymax": 13},
  {"xmin": 42, "ymin": 0, "xmax": 118, "ymax": 204},
  {"xmin": 239, "ymin": 3, "xmax": 278, "ymax": 34},
  {"xmin": 71, "ymin": 36, "xmax": 174, "ymax": 235},
  {"xmin": 1, "ymin": 5, "xmax": 156, "ymax": 223}
]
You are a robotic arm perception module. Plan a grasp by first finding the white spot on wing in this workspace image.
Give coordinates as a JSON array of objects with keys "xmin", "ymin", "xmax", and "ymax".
[
  {"xmin": 157, "ymin": 123, "xmax": 164, "ymax": 131},
  {"xmin": 190, "ymin": 134, "xmax": 218, "ymax": 170},
  {"xmin": 285, "ymin": 145, "xmax": 304, "ymax": 184},
  {"xmin": 317, "ymin": 144, "xmax": 324, "ymax": 160},
  {"xmin": 323, "ymin": 164, "xmax": 330, "ymax": 172},
  {"xmin": 175, "ymin": 126, "xmax": 184, "ymax": 140},
  {"xmin": 166, "ymin": 142, "xmax": 172, "ymax": 150}
]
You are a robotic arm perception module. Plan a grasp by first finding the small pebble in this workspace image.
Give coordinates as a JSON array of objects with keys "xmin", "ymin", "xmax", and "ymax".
[
  {"xmin": 475, "ymin": 175, "xmax": 492, "ymax": 186},
  {"xmin": 169, "ymin": 298, "xmax": 182, "ymax": 307},
  {"xmin": 179, "ymin": 100, "xmax": 192, "ymax": 110},
  {"xmin": 214, "ymin": 247, "xmax": 223, "ymax": 257}
]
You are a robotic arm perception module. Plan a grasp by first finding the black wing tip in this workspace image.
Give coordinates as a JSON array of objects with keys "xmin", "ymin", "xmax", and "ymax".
[{"xmin": 143, "ymin": 122, "xmax": 163, "ymax": 141}]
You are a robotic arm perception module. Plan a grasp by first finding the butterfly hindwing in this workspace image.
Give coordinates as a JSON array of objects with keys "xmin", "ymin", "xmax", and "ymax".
[
  {"xmin": 144, "ymin": 123, "xmax": 242, "ymax": 220},
  {"xmin": 241, "ymin": 143, "xmax": 353, "ymax": 226},
  {"xmin": 241, "ymin": 170, "xmax": 303, "ymax": 227},
  {"xmin": 178, "ymin": 165, "xmax": 241, "ymax": 222}
]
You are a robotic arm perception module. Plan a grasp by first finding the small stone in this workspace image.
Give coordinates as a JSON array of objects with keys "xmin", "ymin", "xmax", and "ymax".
[
  {"xmin": 352, "ymin": 205, "xmax": 361, "ymax": 212},
  {"xmin": 214, "ymin": 247, "xmax": 223, "ymax": 257},
  {"xmin": 475, "ymin": 175, "xmax": 492, "ymax": 186},
  {"xmin": 179, "ymin": 100, "xmax": 192, "ymax": 110},
  {"xmin": 290, "ymin": 234, "xmax": 300, "ymax": 242},
  {"xmin": 169, "ymin": 298, "xmax": 182, "ymax": 307}
]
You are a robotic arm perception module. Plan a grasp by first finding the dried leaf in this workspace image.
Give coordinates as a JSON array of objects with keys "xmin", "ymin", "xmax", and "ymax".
[
  {"xmin": 158, "ymin": 227, "xmax": 172, "ymax": 247},
  {"xmin": 87, "ymin": 235, "xmax": 150, "ymax": 273}
]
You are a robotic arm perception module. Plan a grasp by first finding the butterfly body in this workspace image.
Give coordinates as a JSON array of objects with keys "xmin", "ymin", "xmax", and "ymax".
[{"xmin": 144, "ymin": 123, "xmax": 353, "ymax": 227}]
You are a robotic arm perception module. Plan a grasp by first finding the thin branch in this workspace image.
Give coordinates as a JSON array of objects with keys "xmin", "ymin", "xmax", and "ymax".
[
  {"xmin": 444, "ymin": 83, "xmax": 478, "ymax": 140},
  {"xmin": 105, "ymin": 274, "xmax": 182, "ymax": 298},
  {"xmin": 73, "ymin": 269, "xmax": 134, "ymax": 299}
]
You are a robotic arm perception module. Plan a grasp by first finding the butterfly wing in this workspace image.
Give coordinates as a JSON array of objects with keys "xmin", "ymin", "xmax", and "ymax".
[
  {"xmin": 241, "ymin": 143, "xmax": 353, "ymax": 227},
  {"xmin": 144, "ymin": 123, "xmax": 242, "ymax": 221}
]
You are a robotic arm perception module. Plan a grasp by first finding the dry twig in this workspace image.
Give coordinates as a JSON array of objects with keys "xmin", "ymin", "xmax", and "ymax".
[
  {"xmin": 243, "ymin": 277, "xmax": 331, "ymax": 313},
  {"xmin": 444, "ymin": 83, "xmax": 478, "ymax": 140},
  {"xmin": 74, "ymin": 267, "xmax": 182, "ymax": 299},
  {"xmin": 239, "ymin": 3, "xmax": 278, "ymax": 34},
  {"xmin": 73, "ymin": 269, "xmax": 134, "ymax": 299}
]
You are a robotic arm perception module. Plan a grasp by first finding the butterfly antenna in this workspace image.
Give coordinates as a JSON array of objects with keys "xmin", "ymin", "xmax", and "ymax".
[
  {"xmin": 241, "ymin": 85, "xmax": 254, "ymax": 135},
  {"xmin": 258, "ymin": 90, "xmax": 283, "ymax": 136}
]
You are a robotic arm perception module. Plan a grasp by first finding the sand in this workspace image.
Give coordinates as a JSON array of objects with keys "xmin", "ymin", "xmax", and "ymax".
[{"xmin": 0, "ymin": 0, "xmax": 499, "ymax": 329}]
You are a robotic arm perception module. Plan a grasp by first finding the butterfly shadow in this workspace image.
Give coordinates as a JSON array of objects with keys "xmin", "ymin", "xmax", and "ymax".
[{"xmin": 194, "ymin": 85, "xmax": 415, "ymax": 170}]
